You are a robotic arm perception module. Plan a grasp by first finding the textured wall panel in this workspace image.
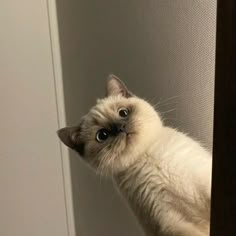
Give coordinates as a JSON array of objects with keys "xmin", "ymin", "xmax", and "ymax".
[{"xmin": 57, "ymin": 1, "xmax": 216, "ymax": 235}]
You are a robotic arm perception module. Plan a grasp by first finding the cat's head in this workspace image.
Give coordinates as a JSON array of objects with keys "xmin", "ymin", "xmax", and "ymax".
[{"xmin": 57, "ymin": 75, "xmax": 163, "ymax": 175}]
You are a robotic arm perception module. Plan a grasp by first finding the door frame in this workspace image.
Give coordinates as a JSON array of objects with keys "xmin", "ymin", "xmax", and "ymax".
[{"xmin": 210, "ymin": 0, "xmax": 236, "ymax": 235}]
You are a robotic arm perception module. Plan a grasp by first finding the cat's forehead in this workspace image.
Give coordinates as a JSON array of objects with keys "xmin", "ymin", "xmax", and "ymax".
[
  {"xmin": 97, "ymin": 95, "xmax": 131, "ymax": 109},
  {"xmin": 87, "ymin": 96, "xmax": 132, "ymax": 125}
]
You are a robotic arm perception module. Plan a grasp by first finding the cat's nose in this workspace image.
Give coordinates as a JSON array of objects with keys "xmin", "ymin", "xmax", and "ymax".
[
  {"xmin": 111, "ymin": 122, "xmax": 126, "ymax": 134},
  {"xmin": 118, "ymin": 123, "xmax": 126, "ymax": 132}
]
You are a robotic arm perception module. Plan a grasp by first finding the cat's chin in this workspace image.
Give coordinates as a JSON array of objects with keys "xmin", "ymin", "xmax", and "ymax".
[
  {"xmin": 94, "ymin": 146, "xmax": 144, "ymax": 176},
  {"xmin": 121, "ymin": 132, "xmax": 136, "ymax": 147},
  {"xmin": 126, "ymin": 131, "xmax": 137, "ymax": 140},
  {"xmin": 94, "ymin": 161, "xmax": 136, "ymax": 176}
]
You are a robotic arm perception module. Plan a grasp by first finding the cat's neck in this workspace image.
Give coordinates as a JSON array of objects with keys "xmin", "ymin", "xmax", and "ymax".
[
  {"xmin": 115, "ymin": 126, "xmax": 176, "ymax": 176},
  {"xmin": 114, "ymin": 152, "xmax": 166, "ymax": 190}
]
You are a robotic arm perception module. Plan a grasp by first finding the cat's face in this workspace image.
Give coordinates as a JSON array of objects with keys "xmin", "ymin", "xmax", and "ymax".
[{"xmin": 57, "ymin": 75, "xmax": 162, "ymax": 175}]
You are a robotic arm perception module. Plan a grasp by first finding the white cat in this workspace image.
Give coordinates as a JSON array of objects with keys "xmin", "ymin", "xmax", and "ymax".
[{"xmin": 57, "ymin": 75, "xmax": 212, "ymax": 236}]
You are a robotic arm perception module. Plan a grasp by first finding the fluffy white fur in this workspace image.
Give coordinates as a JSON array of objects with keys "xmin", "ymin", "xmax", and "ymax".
[
  {"xmin": 58, "ymin": 76, "xmax": 212, "ymax": 236},
  {"xmin": 107, "ymin": 95, "xmax": 211, "ymax": 236},
  {"xmin": 115, "ymin": 123, "xmax": 211, "ymax": 236}
]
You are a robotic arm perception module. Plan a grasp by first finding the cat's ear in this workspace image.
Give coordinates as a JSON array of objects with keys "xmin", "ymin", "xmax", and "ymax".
[
  {"xmin": 106, "ymin": 74, "xmax": 133, "ymax": 98},
  {"xmin": 57, "ymin": 126, "xmax": 85, "ymax": 156}
]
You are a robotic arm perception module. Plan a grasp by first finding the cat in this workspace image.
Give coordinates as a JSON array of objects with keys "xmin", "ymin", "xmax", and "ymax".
[{"xmin": 57, "ymin": 75, "xmax": 212, "ymax": 236}]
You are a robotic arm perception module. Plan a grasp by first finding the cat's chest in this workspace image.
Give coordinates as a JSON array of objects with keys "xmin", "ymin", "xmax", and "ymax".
[
  {"xmin": 115, "ymin": 159, "xmax": 167, "ymax": 234},
  {"xmin": 115, "ymin": 158, "xmax": 166, "ymax": 198},
  {"xmin": 114, "ymin": 156, "xmax": 210, "ymax": 236}
]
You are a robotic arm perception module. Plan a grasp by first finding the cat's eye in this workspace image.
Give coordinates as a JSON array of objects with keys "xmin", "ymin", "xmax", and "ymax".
[
  {"xmin": 118, "ymin": 107, "xmax": 129, "ymax": 118},
  {"xmin": 96, "ymin": 128, "xmax": 109, "ymax": 142}
]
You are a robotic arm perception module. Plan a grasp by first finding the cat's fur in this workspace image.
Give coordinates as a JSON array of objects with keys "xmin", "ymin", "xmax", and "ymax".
[{"xmin": 57, "ymin": 75, "xmax": 212, "ymax": 236}]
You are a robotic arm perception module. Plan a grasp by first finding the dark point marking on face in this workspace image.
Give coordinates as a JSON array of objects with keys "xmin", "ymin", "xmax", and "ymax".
[
  {"xmin": 109, "ymin": 122, "xmax": 127, "ymax": 136},
  {"xmin": 57, "ymin": 121, "xmax": 86, "ymax": 157},
  {"xmin": 74, "ymin": 142, "xmax": 85, "ymax": 156}
]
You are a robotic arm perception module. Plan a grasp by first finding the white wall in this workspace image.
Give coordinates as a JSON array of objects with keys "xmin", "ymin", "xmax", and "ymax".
[
  {"xmin": 56, "ymin": 0, "xmax": 216, "ymax": 235},
  {"xmin": 0, "ymin": 1, "xmax": 72, "ymax": 235}
]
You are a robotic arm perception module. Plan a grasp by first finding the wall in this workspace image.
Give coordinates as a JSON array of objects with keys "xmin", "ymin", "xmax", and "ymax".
[
  {"xmin": 0, "ymin": 1, "xmax": 69, "ymax": 235},
  {"xmin": 56, "ymin": 1, "xmax": 216, "ymax": 235}
]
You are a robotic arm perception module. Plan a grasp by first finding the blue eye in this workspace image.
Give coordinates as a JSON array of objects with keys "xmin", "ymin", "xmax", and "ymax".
[
  {"xmin": 96, "ymin": 128, "xmax": 109, "ymax": 142},
  {"xmin": 118, "ymin": 108, "xmax": 129, "ymax": 117}
]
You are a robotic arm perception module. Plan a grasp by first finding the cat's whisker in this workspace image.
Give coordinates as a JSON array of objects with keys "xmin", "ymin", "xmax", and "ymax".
[
  {"xmin": 146, "ymin": 96, "xmax": 177, "ymax": 106},
  {"xmin": 156, "ymin": 95, "xmax": 182, "ymax": 104},
  {"xmin": 152, "ymin": 95, "xmax": 182, "ymax": 112},
  {"xmin": 161, "ymin": 117, "xmax": 180, "ymax": 125},
  {"xmin": 159, "ymin": 109, "xmax": 177, "ymax": 114},
  {"xmin": 153, "ymin": 98, "xmax": 179, "ymax": 106}
]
